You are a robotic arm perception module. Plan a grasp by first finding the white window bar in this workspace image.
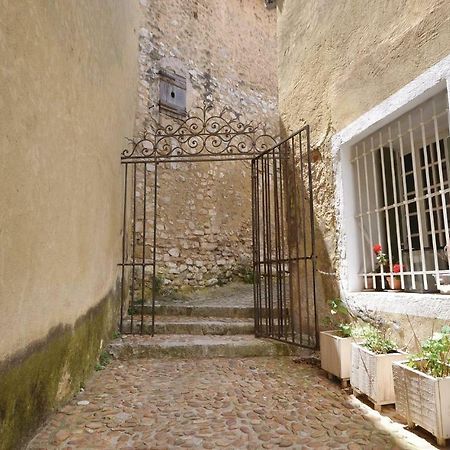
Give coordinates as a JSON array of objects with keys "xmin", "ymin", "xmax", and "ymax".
[
  {"xmin": 433, "ymin": 99, "xmax": 450, "ymax": 274},
  {"xmin": 397, "ymin": 120, "xmax": 416, "ymax": 289},
  {"xmin": 353, "ymin": 90, "xmax": 449, "ymax": 292},
  {"xmin": 420, "ymin": 107, "xmax": 440, "ymax": 288},
  {"xmin": 355, "ymin": 147, "xmax": 368, "ymax": 288},
  {"xmin": 408, "ymin": 113, "xmax": 428, "ymax": 290},
  {"xmin": 363, "ymin": 141, "xmax": 375, "ymax": 281},
  {"xmin": 388, "ymin": 126, "xmax": 405, "ymax": 288},
  {"xmin": 379, "ymin": 132, "xmax": 394, "ymax": 288},
  {"xmin": 370, "ymin": 136, "xmax": 383, "ymax": 288}
]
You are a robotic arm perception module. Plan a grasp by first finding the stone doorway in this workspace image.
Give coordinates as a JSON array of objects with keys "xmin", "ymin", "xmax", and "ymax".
[{"xmin": 118, "ymin": 103, "xmax": 318, "ymax": 348}]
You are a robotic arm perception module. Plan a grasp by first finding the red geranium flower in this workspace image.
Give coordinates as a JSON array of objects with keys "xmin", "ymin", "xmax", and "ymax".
[
  {"xmin": 373, "ymin": 243, "xmax": 382, "ymax": 254},
  {"xmin": 393, "ymin": 263, "xmax": 403, "ymax": 273}
]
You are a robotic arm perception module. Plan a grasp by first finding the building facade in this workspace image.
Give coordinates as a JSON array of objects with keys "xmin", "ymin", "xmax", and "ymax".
[
  {"xmin": 133, "ymin": 0, "xmax": 278, "ymax": 289},
  {"xmin": 278, "ymin": 0, "xmax": 450, "ymax": 343},
  {"xmin": 0, "ymin": 1, "xmax": 140, "ymax": 447}
]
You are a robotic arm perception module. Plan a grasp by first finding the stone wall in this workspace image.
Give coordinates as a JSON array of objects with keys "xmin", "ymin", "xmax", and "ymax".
[
  {"xmin": 277, "ymin": 0, "xmax": 450, "ymax": 338},
  {"xmin": 0, "ymin": 1, "xmax": 140, "ymax": 447},
  {"xmin": 134, "ymin": 0, "xmax": 278, "ymax": 288}
]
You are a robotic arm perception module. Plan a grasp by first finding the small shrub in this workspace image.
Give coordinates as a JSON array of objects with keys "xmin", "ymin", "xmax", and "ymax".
[
  {"xmin": 337, "ymin": 323, "xmax": 352, "ymax": 338},
  {"xmin": 153, "ymin": 274, "xmax": 164, "ymax": 294},
  {"xmin": 324, "ymin": 298, "xmax": 354, "ymax": 336},
  {"xmin": 407, "ymin": 326, "xmax": 450, "ymax": 378},
  {"xmin": 95, "ymin": 350, "xmax": 112, "ymax": 371},
  {"xmin": 362, "ymin": 327, "xmax": 397, "ymax": 354},
  {"xmin": 235, "ymin": 264, "xmax": 254, "ymax": 284},
  {"xmin": 127, "ymin": 305, "xmax": 138, "ymax": 315},
  {"xmin": 112, "ymin": 330, "xmax": 121, "ymax": 339}
]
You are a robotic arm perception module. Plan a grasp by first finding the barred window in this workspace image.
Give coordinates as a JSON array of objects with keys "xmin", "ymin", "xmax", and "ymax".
[{"xmin": 353, "ymin": 90, "xmax": 450, "ymax": 292}]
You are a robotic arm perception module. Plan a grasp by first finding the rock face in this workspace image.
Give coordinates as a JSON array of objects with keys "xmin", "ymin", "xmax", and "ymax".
[{"xmin": 131, "ymin": 0, "xmax": 279, "ymax": 288}]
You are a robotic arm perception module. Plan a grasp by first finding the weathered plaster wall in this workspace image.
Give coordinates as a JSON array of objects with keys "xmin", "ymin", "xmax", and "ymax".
[
  {"xmin": 135, "ymin": 0, "xmax": 278, "ymax": 288},
  {"xmin": 0, "ymin": 1, "xmax": 140, "ymax": 446},
  {"xmin": 277, "ymin": 0, "xmax": 450, "ymax": 333}
]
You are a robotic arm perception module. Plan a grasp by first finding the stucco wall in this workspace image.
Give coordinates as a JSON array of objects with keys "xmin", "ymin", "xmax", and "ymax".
[
  {"xmin": 0, "ymin": 1, "xmax": 140, "ymax": 445},
  {"xmin": 277, "ymin": 0, "xmax": 450, "ymax": 333},
  {"xmin": 134, "ymin": 0, "xmax": 278, "ymax": 289},
  {"xmin": 0, "ymin": 0, "xmax": 140, "ymax": 360}
]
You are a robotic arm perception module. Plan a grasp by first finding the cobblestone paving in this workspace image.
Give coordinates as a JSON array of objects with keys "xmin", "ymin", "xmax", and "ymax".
[{"xmin": 28, "ymin": 357, "xmax": 436, "ymax": 450}]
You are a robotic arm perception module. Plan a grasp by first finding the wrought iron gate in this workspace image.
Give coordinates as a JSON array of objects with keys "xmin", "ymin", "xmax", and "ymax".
[
  {"xmin": 251, "ymin": 126, "xmax": 319, "ymax": 348},
  {"xmin": 118, "ymin": 103, "xmax": 318, "ymax": 348}
]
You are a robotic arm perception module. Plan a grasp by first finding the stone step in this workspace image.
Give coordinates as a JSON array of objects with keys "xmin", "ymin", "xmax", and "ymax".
[
  {"xmin": 108, "ymin": 335, "xmax": 306, "ymax": 359},
  {"xmin": 134, "ymin": 303, "xmax": 255, "ymax": 319},
  {"xmin": 133, "ymin": 303, "xmax": 289, "ymax": 319},
  {"xmin": 122, "ymin": 316, "xmax": 254, "ymax": 335}
]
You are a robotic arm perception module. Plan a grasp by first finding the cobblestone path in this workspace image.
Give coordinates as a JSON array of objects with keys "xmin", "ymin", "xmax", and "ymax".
[{"xmin": 28, "ymin": 357, "xmax": 435, "ymax": 449}]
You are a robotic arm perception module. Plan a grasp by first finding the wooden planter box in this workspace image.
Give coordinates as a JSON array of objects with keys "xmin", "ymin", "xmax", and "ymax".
[
  {"xmin": 351, "ymin": 343, "xmax": 406, "ymax": 410},
  {"xmin": 320, "ymin": 331, "xmax": 353, "ymax": 387},
  {"xmin": 393, "ymin": 361, "xmax": 450, "ymax": 446}
]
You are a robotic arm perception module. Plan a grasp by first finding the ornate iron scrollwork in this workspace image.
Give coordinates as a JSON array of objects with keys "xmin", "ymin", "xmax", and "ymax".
[{"xmin": 122, "ymin": 102, "xmax": 277, "ymax": 162}]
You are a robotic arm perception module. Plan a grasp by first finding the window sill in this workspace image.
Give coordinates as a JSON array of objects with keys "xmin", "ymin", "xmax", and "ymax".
[{"xmin": 345, "ymin": 291, "xmax": 450, "ymax": 320}]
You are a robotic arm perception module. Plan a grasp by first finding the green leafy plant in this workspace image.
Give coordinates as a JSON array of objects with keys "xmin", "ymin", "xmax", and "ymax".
[
  {"xmin": 337, "ymin": 323, "xmax": 352, "ymax": 338},
  {"xmin": 349, "ymin": 322, "xmax": 373, "ymax": 340},
  {"xmin": 127, "ymin": 305, "xmax": 138, "ymax": 315},
  {"xmin": 95, "ymin": 350, "xmax": 112, "ymax": 371},
  {"xmin": 323, "ymin": 298, "xmax": 354, "ymax": 337},
  {"xmin": 362, "ymin": 326, "xmax": 397, "ymax": 354},
  {"xmin": 153, "ymin": 274, "xmax": 164, "ymax": 294},
  {"xmin": 407, "ymin": 326, "xmax": 450, "ymax": 378},
  {"xmin": 112, "ymin": 330, "xmax": 121, "ymax": 339},
  {"xmin": 236, "ymin": 265, "xmax": 254, "ymax": 284}
]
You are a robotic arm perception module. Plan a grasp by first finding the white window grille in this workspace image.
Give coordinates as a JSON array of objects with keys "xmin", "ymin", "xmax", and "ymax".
[{"xmin": 352, "ymin": 90, "xmax": 450, "ymax": 292}]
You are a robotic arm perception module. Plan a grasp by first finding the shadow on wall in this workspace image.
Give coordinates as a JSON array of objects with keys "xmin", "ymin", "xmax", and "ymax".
[{"xmin": 279, "ymin": 122, "xmax": 340, "ymax": 336}]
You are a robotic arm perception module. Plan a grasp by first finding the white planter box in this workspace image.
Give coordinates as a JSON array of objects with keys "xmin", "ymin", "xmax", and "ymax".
[
  {"xmin": 320, "ymin": 331, "xmax": 353, "ymax": 385},
  {"xmin": 351, "ymin": 343, "xmax": 406, "ymax": 410},
  {"xmin": 393, "ymin": 361, "xmax": 450, "ymax": 447}
]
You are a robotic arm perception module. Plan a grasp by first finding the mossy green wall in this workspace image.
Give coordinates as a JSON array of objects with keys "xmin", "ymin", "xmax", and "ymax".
[
  {"xmin": 0, "ymin": 287, "xmax": 119, "ymax": 450},
  {"xmin": 0, "ymin": 1, "xmax": 140, "ymax": 447}
]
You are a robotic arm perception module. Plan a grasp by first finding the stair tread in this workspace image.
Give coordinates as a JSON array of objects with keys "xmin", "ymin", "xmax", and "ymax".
[
  {"xmin": 126, "ymin": 315, "xmax": 254, "ymax": 324},
  {"xmin": 108, "ymin": 335, "xmax": 307, "ymax": 359},
  {"xmin": 112, "ymin": 334, "xmax": 278, "ymax": 347}
]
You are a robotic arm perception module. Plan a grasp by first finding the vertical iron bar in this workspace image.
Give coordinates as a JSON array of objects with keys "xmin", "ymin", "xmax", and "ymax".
[
  {"xmin": 290, "ymin": 137, "xmax": 303, "ymax": 345},
  {"xmin": 261, "ymin": 155, "xmax": 269, "ymax": 335},
  {"xmin": 272, "ymin": 148, "xmax": 282, "ymax": 338},
  {"xmin": 278, "ymin": 145, "xmax": 289, "ymax": 341},
  {"xmin": 255, "ymin": 157, "xmax": 262, "ymax": 335},
  {"xmin": 306, "ymin": 126, "xmax": 319, "ymax": 348},
  {"xmin": 265, "ymin": 154, "xmax": 273, "ymax": 336},
  {"xmin": 286, "ymin": 142, "xmax": 296, "ymax": 344},
  {"xmin": 251, "ymin": 159, "xmax": 260, "ymax": 336},
  {"xmin": 298, "ymin": 132, "xmax": 311, "ymax": 346},
  {"xmin": 130, "ymin": 163, "xmax": 138, "ymax": 334},
  {"xmin": 140, "ymin": 163, "xmax": 147, "ymax": 334},
  {"xmin": 151, "ymin": 160, "xmax": 159, "ymax": 337},
  {"xmin": 120, "ymin": 164, "xmax": 128, "ymax": 333}
]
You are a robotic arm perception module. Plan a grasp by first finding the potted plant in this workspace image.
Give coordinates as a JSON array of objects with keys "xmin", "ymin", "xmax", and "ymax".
[
  {"xmin": 320, "ymin": 299, "xmax": 365, "ymax": 388},
  {"xmin": 386, "ymin": 263, "xmax": 403, "ymax": 290},
  {"xmin": 393, "ymin": 326, "xmax": 450, "ymax": 446},
  {"xmin": 372, "ymin": 243, "xmax": 388, "ymax": 291},
  {"xmin": 351, "ymin": 326, "xmax": 406, "ymax": 411}
]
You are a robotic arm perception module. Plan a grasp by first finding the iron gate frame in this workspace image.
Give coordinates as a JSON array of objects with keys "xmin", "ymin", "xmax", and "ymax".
[
  {"xmin": 118, "ymin": 102, "xmax": 318, "ymax": 348},
  {"xmin": 251, "ymin": 126, "xmax": 319, "ymax": 349}
]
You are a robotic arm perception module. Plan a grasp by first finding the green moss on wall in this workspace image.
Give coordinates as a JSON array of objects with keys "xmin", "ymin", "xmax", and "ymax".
[{"xmin": 0, "ymin": 285, "xmax": 120, "ymax": 450}]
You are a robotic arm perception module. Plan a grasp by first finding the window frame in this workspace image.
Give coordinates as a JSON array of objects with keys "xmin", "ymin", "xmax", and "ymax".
[{"xmin": 332, "ymin": 55, "xmax": 450, "ymax": 298}]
